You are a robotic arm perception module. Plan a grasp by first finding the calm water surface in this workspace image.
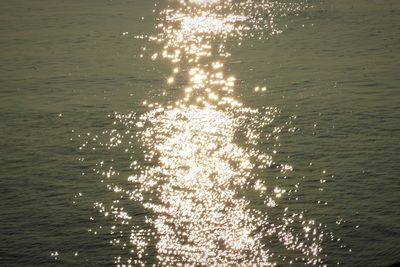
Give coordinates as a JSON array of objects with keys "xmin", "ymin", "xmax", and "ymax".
[{"xmin": 1, "ymin": 0, "xmax": 399, "ymax": 266}]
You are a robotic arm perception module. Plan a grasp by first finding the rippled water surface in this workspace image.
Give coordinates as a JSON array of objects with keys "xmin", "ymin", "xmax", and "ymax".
[{"xmin": 1, "ymin": 0, "xmax": 399, "ymax": 266}]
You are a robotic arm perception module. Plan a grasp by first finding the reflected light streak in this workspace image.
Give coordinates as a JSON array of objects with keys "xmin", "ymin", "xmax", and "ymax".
[{"xmin": 78, "ymin": 0, "xmax": 328, "ymax": 266}]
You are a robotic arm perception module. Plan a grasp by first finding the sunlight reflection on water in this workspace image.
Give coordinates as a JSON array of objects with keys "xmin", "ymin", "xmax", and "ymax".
[{"xmin": 78, "ymin": 0, "xmax": 330, "ymax": 266}]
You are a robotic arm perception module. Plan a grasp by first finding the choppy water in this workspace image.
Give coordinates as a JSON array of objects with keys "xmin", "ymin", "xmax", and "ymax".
[{"xmin": 1, "ymin": 0, "xmax": 399, "ymax": 266}]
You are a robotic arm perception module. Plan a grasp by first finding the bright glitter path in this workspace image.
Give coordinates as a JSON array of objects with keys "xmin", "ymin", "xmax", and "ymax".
[{"xmin": 79, "ymin": 0, "xmax": 329, "ymax": 266}]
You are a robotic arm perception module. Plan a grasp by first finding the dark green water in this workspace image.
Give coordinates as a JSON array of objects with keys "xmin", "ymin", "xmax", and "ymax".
[{"xmin": 1, "ymin": 0, "xmax": 399, "ymax": 266}]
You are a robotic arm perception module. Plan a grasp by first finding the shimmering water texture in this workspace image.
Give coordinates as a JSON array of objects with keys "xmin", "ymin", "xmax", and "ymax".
[{"xmin": 78, "ymin": 0, "xmax": 334, "ymax": 266}]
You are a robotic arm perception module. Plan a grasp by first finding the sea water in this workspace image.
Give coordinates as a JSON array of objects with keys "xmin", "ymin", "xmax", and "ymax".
[{"xmin": 0, "ymin": 0, "xmax": 399, "ymax": 266}]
